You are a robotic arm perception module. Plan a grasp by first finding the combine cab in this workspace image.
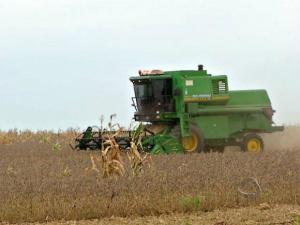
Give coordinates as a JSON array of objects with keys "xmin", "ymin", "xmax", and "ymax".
[{"xmin": 73, "ymin": 65, "xmax": 284, "ymax": 153}]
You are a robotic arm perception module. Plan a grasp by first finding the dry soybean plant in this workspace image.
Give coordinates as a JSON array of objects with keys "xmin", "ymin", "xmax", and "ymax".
[{"xmin": 0, "ymin": 126, "xmax": 300, "ymax": 223}]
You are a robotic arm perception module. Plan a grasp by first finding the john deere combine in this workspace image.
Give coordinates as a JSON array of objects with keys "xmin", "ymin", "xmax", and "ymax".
[{"xmin": 73, "ymin": 65, "xmax": 283, "ymax": 153}]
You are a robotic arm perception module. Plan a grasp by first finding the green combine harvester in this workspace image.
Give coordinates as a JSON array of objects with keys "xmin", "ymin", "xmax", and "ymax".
[{"xmin": 73, "ymin": 65, "xmax": 284, "ymax": 154}]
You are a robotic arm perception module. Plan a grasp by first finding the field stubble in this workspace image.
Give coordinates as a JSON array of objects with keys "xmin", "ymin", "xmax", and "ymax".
[{"xmin": 0, "ymin": 126, "xmax": 299, "ymax": 223}]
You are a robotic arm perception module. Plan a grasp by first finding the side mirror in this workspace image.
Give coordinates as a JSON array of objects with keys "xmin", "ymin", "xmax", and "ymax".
[{"xmin": 174, "ymin": 88, "xmax": 180, "ymax": 96}]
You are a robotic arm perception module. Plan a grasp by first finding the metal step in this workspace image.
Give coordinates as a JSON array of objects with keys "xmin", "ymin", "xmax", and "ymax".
[{"xmin": 180, "ymin": 114, "xmax": 191, "ymax": 137}]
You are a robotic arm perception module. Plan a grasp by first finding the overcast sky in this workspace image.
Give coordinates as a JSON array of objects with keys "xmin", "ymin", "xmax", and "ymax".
[{"xmin": 0, "ymin": 0, "xmax": 299, "ymax": 131}]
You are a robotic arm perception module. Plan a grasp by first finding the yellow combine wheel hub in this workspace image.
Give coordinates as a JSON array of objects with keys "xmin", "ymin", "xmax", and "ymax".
[
  {"xmin": 247, "ymin": 138, "xmax": 261, "ymax": 152},
  {"xmin": 241, "ymin": 133, "xmax": 264, "ymax": 153},
  {"xmin": 182, "ymin": 133, "xmax": 198, "ymax": 152}
]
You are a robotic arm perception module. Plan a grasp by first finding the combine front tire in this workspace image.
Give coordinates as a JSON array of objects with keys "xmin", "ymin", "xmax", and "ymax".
[
  {"xmin": 170, "ymin": 124, "xmax": 204, "ymax": 153},
  {"xmin": 241, "ymin": 133, "xmax": 264, "ymax": 153}
]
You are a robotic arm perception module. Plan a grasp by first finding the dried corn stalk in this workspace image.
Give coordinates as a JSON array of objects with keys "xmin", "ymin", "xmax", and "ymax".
[
  {"xmin": 127, "ymin": 141, "xmax": 149, "ymax": 176},
  {"xmin": 101, "ymin": 128, "xmax": 125, "ymax": 178},
  {"xmin": 88, "ymin": 127, "xmax": 125, "ymax": 178},
  {"xmin": 127, "ymin": 123, "xmax": 150, "ymax": 176},
  {"xmin": 87, "ymin": 120, "xmax": 149, "ymax": 178}
]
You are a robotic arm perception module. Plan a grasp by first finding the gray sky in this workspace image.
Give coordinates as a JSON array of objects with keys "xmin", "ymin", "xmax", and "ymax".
[{"xmin": 0, "ymin": 0, "xmax": 299, "ymax": 130}]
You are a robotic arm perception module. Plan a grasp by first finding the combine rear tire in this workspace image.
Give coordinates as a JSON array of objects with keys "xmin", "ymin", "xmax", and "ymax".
[
  {"xmin": 241, "ymin": 133, "xmax": 264, "ymax": 153},
  {"xmin": 170, "ymin": 124, "xmax": 204, "ymax": 153}
]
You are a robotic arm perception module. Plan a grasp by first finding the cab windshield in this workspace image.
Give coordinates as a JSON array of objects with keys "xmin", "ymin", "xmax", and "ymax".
[{"xmin": 133, "ymin": 79, "xmax": 174, "ymax": 115}]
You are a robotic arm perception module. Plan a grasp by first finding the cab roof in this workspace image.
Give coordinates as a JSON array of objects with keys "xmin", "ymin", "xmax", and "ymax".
[{"xmin": 130, "ymin": 70, "xmax": 210, "ymax": 81}]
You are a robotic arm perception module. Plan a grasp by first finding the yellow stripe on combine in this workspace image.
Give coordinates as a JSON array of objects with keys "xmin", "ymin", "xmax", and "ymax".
[{"xmin": 184, "ymin": 96, "xmax": 229, "ymax": 103}]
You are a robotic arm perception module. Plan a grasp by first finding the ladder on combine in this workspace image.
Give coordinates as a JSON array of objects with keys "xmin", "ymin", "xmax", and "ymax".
[{"xmin": 180, "ymin": 114, "xmax": 191, "ymax": 137}]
